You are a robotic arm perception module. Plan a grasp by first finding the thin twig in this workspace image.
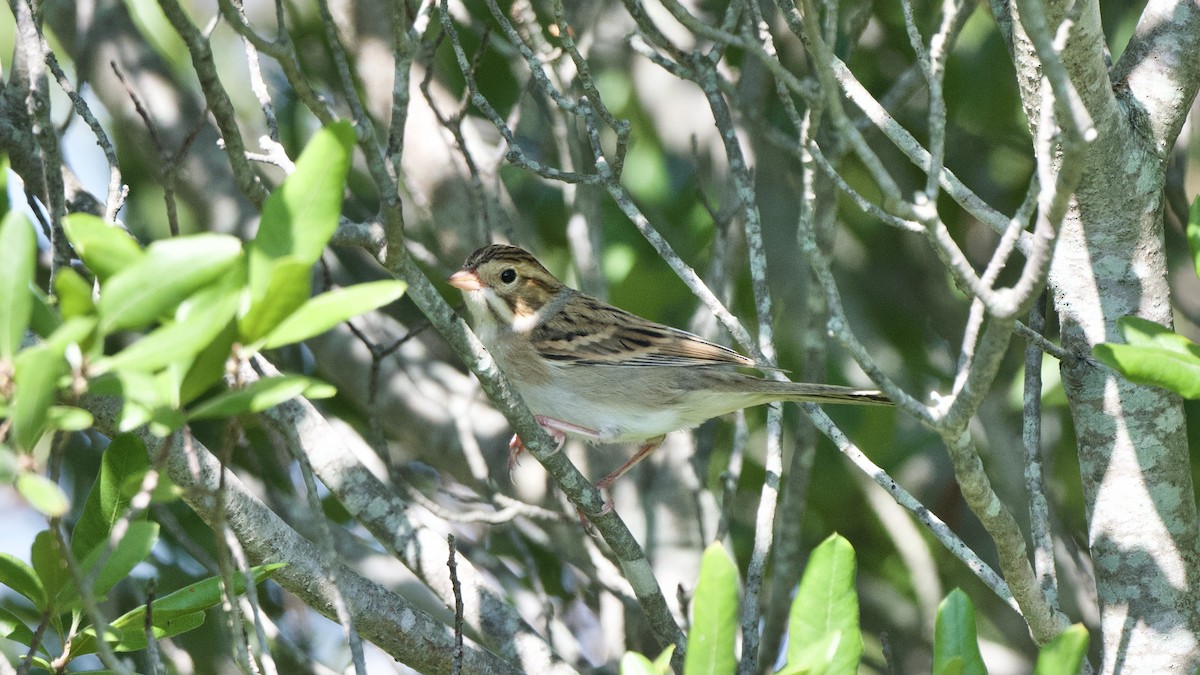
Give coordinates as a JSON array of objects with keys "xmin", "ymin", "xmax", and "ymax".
[
  {"xmin": 448, "ymin": 535, "xmax": 465, "ymax": 675},
  {"xmin": 1023, "ymin": 293, "xmax": 1060, "ymax": 608}
]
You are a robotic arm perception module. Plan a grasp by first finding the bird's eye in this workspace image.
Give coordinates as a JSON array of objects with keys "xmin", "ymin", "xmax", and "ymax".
[{"xmin": 500, "ymin": 268, "xmax": 517, "ymax": 284}]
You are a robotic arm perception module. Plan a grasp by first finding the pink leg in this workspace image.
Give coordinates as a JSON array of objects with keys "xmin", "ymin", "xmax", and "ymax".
[
  {"xmin": 507, "ymin": 416, "xmax": 598, "ymax": 472},
  {"xmin": 591, "ymin": 435, "xmax": 666, "ymax": 516},
  {"xmin": 535, "ymin": 416, "xmax": 601, "ymax": 441}
]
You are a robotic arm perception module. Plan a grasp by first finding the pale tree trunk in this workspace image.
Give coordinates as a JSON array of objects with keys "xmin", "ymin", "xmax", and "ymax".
[{"xmin": 1004, "ymin": 0, "xmax": 1200, "ymax": 669}]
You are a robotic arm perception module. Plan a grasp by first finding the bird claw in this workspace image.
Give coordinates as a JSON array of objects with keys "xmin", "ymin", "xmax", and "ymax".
[
  {"xmin": 506, "ymin": 434, "xmax": 524, "ymax": 473},
  {"xmin": 507, "ymin": 417, "xmax": 572, "ymax": 475}
]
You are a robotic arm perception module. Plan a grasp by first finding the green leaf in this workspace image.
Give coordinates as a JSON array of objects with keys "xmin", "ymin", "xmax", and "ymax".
[
  {"xmin": 16, "ymin": 472, "xmax": 70, "ymax": 517},
  {"xmin": 72, "ymin": 434, "xmax": 150, "ymax": 559},
  {"xmin": 29, "ymin": 285, "xmax": 63, "ymax": 337},
  {"xmin": 119, "ymin": 469, "xmax": 180, "ymax": 504},
  {"xmin": 1188, "ymin": 196, "xmax": 1200, "ymax": 280},
  {"xmin": 57, "ymin": 521, "xmax": 159, "ymax": 612},
  {"xmin": 237, "ymin": 257, "xmax": 312, "ymax": 343},
  {"xmin": 70, "ymin": 562, "xmax": 285, "ymax": 657},
  {"xmin": 97, "ymin": 233, "xmax": 241, "ymax": 334},
  {"xmin": 260, "ymin": 280, "xmax": 407, "ymax": 349},
  {"xmin": 46, "ymin": 406, "xmax": 94, "ymax": 431},
  {"xmin": 53, "ymin": 267, "xmax": 96, "ymax": 320},
  {"xmin": 1033, "ymin": 624, "xmax": 1089, "ymax": 675},
  {"xmin": 11, "ymin": 317, "xmax": 96, "ymax": 451},
  {"xmin": 123, "ymin": 0, "xmax": 189, "ymax": 72},
  {"xmin": 0, "ymin": 604, "xmax": 37, "ymax": 647},
  {"xmin": 44, "ymin": 316, "xmax": 99, "ymax": 353},
  {"xmin": 0, "ymin": 551, "xmax": 46, "ymax": 608},
  {"xmin": 249, "ymin": 121, "xmax": 354, "ymax": 283},
  {"xmin": 933, "ymin": 589, "xmax": 987, "ymax": 675},
  {"xmin": 11, "ymin": 344, "xmax": 64, "ymax": 452},
  {"xmin": 620, "ymin": 652, "xmax": 656, "ymax": 675},
  {"xmin": 1117, "ymin": 315, "xmax": 1200, "ymax": 354},
  {"xmin": 89, "ymin": 370, "xmax": 182, "ymax": 434},
  {"xmin": 786, "ymin": 534, "xmax": 862, "ymax": 674},
  {"xmin": 777, "ymin": 633, "xmax": 841, "ymax": 675},
  {"xmin": 187, "ymin": 375, "xmax": 333, "ymax": 420},
  {"xmin": 93, "ymin": 269, "xmax": 243, "ymax": 376},
  {"xmin": 63, "ymin": 214, "xmax": 144, "ymax": 281},
  {"xmin": 177, "ymin": 320, "xmax": 237, "ymax": 405},
  {"xmin": 0, "ymin": 211, "xmax": 37, "ymax": 361},
  {"xmin": 1093, "ymin": 317, "xmax": 1200, "ymax": 398},
  {"xmin": 83, "ymin": 520, "xmax": 159, "ymax": 602},
  {"xmin": 30, "ymin": 529, "xmax": 70, "ymax": 605},
  {"xmin": 685, "ymin": 542, "xmax": 739, "ymax": 675},
  {"xmin": 652, "ymin": 645, "xmax": 676, "ymax": 674}
]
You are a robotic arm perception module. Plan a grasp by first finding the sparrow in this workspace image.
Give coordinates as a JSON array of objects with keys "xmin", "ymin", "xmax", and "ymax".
[{"xmin": 449, "ymin": 244, "xmax": 890, "ymax": 502}]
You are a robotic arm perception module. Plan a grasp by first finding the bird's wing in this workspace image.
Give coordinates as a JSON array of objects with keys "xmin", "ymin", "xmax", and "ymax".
[{"xmin": 531, "ymin": 292, "xmax": 756, "ymax": 368}]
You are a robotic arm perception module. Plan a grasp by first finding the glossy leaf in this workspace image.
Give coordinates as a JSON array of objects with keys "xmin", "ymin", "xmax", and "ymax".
[
  {"xmin": 0, "ymin": 211, "xmax": 36, "ymax": 360},
  {"xmin": 16, "ymin": 472, "xmax": 70, "ymax": 517},
  {"xmin": 30, "ymin": 529, "xmax": 70, "ymax": 605},
  {"xmin": 238, "ymin": 257, "xmax": 312, "ymax": 343},
  {"xmin": 177, "ymin": 320, "xmax": 237, "ymax": 405},
  {"xmin": 86, "ymin": 520, "xmax": 159, "ymax": 601},
  {"xmin": 72, "ymin": 434, "xmax": 150, "ymax": 559},
  {"xmin": 249, "ymin": 122, "xmax": 354, "ymax": 289},
  {"xmin": 786, "ymin": 534, "xmax": 862, "ymax": 674},
  {"xmin": 89, "ymin": 370, "xmax": 177, "ymax": 433},
  {"xmin": 187, "ymin": 375, "xmax": 334, "ymax": 420},
  {"xmin": 58, "ymin": 521, "xmax": 159, "ymax": 611},
  {"xmin": 1033, "ymin": 624, "xmax": 1089, "ymax": 675},
  {"xmin": 1093, "ymin": 317, "xmax": 1200, "ymax": 398},
  {"xmin": 28, "ymin": 285, "xmax": 62, "ymax": 338},
  {"xmin": 53, "ymin": 267, "xmax": 96, "ymax": 320},
  {"xmin": 11, "ymin": 317, "xmax": 95, "ymax": 451},
  {"xmin": 70, "ymin": 562, "xmax": 284, "ymax": 657},
  {"xmin": 933, "ymin": 589, "xmax": 987, "ymax": 675},
  {"xmin": 777, "ymin": 633, "xmax": 841, "ymax": 675},
  {"xmin": 97, "ymin": 233, "xmax": 241, "ymax": 334},
  {"xmin": 1117, "ymin": 315, "xmax": 1200, "ymax": 354},
  {"xmin": 46, "ymin": 406, "xmax": 94, "ymax": 431},
  {"xmin": 63, "ymin": 214, "xmax": 144, "ymax": 281},
  {"xmin": 261, "ymin": 280, "xmax": 407, "ymax": 349},
  {"xmin": 11, "ymin": 345, "xmax": 64, "ymax": 452},
  {"xmin": 0, "ymin": 604, "xmax": 37, "ymax": 647},
  {"xmin": 652, "ymin": 646, "xmax": 675, "ymax": 674},
  {"xmin": 0, "ymin": 551, "xmax": 45, "ymax": 608},
  {"xmin": 620, "ymin": 652, "xmax": 657, "ymax": 675},
  {"xmin": 119, "ymin": 469, "xmax": 180, "ymax": 504},
  {"xmin": 93, "ymin": 270, "xmax": 243, "ymax": 375},
  {"xmin": 685, "ymin": 542, "xmax": 739, "ymax": 675},
  {"xmin": 620, "ymin": 652, "xmax": 655, "ymax": 675}
]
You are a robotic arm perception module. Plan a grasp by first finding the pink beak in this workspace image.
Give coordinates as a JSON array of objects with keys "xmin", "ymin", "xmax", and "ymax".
[{"xmin": 448, "ymin": 269, "xmax": 482, "ymax": 291}]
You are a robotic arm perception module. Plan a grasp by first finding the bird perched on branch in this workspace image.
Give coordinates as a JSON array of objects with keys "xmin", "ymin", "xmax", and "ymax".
[{"xmin": 449, "ymin": 244, "xmax": 890, "ymax": 508}]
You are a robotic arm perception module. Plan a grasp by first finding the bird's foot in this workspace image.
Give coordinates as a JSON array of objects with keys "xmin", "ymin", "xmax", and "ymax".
[{"xmin": 507, "ymin": 416, "xmax": 594, "ymax": 473}]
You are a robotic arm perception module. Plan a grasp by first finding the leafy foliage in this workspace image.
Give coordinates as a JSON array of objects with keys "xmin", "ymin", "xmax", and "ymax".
[
  {"xmin": 0, "ymin": 122, "xmax": 403, "ymax": 667},
  {"xmin": 625, "ymin": 538, "xmax": 1090, "ymax": 674}
]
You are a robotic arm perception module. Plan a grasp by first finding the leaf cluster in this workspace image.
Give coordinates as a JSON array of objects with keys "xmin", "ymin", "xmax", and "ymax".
[
  {"xmin": 621, "ymin": 536, "xmax": 1089, "ymax": 675},
  {"xmin": 0, "ymin": 433, "xmax": 283, "ymax": 669},
  {"xmin": 0, "ymin": 122, "xmax": 404, "ymax": 665},
  {"xmin": 0, "ymin": 122, "xmax": 405, "ymax": 506}
]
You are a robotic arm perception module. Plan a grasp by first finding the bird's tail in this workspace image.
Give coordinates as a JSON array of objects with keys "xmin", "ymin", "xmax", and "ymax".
[{"xmin": 774, "ymin": 383, "xmax": 892, "ymax": 406}]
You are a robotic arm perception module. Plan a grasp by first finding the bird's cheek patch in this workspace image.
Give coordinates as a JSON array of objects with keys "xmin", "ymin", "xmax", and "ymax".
[
  {"xmin": 484, "ymin": 288, "xmax": 516, "ymax": 323},
  {"xmin": 511, "ymin": 309, "xmax": 541, "ymax": 334}
]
